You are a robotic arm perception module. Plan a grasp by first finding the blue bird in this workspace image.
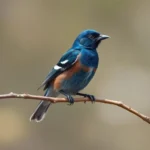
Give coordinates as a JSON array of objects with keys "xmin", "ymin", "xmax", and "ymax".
[{"xmin": 30, "ymin": 29, "xmax": 109, "ymax": 122}]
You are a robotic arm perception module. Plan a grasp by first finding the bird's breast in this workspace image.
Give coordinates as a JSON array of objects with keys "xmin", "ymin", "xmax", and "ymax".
[{"xmin": 80, "ymin": 49, "xmax": 99, "ymax": 68}]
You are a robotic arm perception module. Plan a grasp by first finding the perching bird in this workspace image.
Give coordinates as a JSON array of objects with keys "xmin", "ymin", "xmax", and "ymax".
[{"xmin": 30, "ymin": 29, "xmax": 109, "ymax": 122}]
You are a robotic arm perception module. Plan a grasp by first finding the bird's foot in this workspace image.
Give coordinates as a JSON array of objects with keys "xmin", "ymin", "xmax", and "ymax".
[
  {"xmin": 66, "ymin": 95, "xmax": 74, "ymax": 105},
  {"xmin": 76, "ymin": 93, "xmax": 95, "ymax": 103},
  {"xmin": 85, "ymin": 94, "xmax": 95, "ymax": 103},
  {"xmin": 60, "ymin": 90, "xmax": 74, "ymax": 105}
]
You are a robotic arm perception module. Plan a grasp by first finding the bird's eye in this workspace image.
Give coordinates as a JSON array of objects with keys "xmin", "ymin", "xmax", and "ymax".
[{"xmin": 88, "ymin": 34, "xmax": 95, "ymax": 40}]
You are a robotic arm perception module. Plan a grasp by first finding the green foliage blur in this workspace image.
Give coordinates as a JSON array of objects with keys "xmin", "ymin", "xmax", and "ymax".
[{"xmin": 0, "ymin": 0, "xmax": 150, "ymax": 150}]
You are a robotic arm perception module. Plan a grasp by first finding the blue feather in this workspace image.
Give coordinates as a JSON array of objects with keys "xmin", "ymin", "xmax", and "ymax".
[
  {"xmin": 38, "ymin": 48, "xmax": 81, "ymax": 90},
  {"xmin": 31, "ymin": 29, "xmax": 109, "ymax": 122}
]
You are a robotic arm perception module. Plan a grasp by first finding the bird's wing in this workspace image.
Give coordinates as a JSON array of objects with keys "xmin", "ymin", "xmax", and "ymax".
[{"xmin": 38, "ymin": 48, "xmax": 81, "ymax": 90}]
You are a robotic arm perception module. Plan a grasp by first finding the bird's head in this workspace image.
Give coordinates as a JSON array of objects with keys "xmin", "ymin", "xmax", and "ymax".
[{"xmin": 73, "ymin": 29, "xmax": 109, "ymax": 49}]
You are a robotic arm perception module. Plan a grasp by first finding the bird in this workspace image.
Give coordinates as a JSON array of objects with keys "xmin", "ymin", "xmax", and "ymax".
[{"xmin": 30, "ymin": 29, "xmax": 109, "ymax": 122}]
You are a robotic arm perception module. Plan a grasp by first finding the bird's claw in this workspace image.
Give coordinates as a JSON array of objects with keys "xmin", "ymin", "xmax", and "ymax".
[
  {"xmin": 67, "ymin": 95, "xmax": 74, "ymax": 105},
  {"xmin": 60, "ymin": 90, "xmax": 74, "ymax": 105},
  {"xmin": 84, "ymin": 94, "xmax": 95, "ymax": 103}
]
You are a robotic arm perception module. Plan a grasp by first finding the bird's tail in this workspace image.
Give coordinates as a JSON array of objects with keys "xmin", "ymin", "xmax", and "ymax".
[
  {"xmin": 30, "ymin": 88, "xmax": 54, "ymax": 122},
  {"xmin": 30, "ymin": 101, "xmax": 51, "ymax": 122}
]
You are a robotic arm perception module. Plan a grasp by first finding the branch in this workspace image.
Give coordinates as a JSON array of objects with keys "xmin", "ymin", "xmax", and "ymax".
[{"xmin": 0, "ymin": 92, "xmax": 150, "ymax": 124}]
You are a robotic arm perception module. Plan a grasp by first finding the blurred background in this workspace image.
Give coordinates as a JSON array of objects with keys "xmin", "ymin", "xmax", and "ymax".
[{"xmin": 0, "ymin": 0, "xmax": 150, "ymax": 150}]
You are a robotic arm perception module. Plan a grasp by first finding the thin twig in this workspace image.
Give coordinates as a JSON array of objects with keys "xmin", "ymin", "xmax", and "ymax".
[{"xmin": 0, "ymin": 92, "xmax": 149, "ymax": 124}]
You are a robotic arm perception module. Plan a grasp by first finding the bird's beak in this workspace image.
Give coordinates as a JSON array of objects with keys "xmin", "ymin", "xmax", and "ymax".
[{"xmin": 97, "ymin": 34, "xmax": 110, "ymax": 41}]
